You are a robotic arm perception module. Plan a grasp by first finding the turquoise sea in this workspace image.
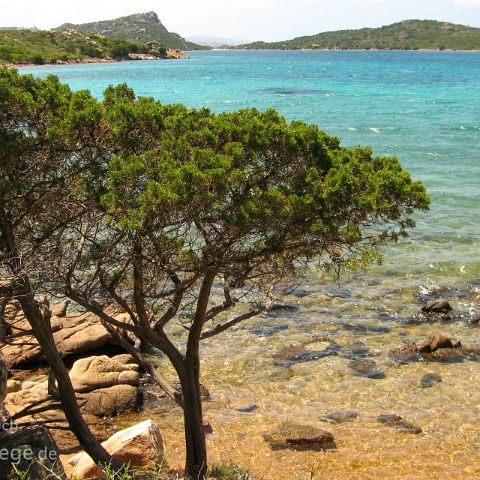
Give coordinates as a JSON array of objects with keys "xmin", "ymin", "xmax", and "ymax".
[
  {"xmin": 21, "ymin": 50, "xmax": 480, "ymax": 284},
  {"xmin": 20, "ymin": 51, "xmax": 480, "ymax": 478}
]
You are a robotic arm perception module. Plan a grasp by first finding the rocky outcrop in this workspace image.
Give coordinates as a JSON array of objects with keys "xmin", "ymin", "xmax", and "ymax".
[
  {"xmin": 69, "ymin": 419, "xmax": 163, "ymax": 479},
  {"xmin": 5, "ymin": 356, "xmax": 141, "ymax": 419},
  {"xmin": 0, "ymin": 305, "xmax": 132, "ymax": 369},
  {"xmin": 57, "ymin": 11, "xmax": 206, "ymax": 50}
]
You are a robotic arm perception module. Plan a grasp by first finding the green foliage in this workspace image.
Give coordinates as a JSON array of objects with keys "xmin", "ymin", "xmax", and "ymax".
[
  {"xmin": 99, "ymin": 97, "xmax": 429, "ymax": 279},
  {"xmin": 238, "ymin": 19, "xmax": 480, "ymax": 50},
  {"xmin": 0, "ymin": 29, "xmax": 170, "ymax": 65}
]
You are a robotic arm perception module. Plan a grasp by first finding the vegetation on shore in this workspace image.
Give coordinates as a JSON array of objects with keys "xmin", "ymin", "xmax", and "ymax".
[
  {"xmin": 59, "ymin": 12, "xmax": 209, "ymax": 51},
  {"xmin": 0, "ymin": 68, "xmax": 429, "ymax": 478},
  {"xmin": 0, "ymin": 28, "xmax": 176, "ymax": 66},
  {"xmin": 236, "ymin": 19, "xmax": 480, "ymax": 51}
]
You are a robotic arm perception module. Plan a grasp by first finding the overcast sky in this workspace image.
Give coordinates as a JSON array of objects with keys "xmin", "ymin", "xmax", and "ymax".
[{"xmin": 1, "ymin": 0, "xmax": 480, "ymax": 41}]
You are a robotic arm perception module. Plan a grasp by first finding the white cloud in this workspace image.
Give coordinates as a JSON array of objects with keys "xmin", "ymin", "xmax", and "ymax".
[{"xmin": 455, "ymin": 0, "xmax": 480, "ymax": 6}]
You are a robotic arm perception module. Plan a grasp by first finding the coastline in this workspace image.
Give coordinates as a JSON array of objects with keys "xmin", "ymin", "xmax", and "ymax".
[
  {"xmin": 224, "ymin": 47, "xmax": 480, "ymax": 52},
  {"xmin": 1, "ymin": 49, "xmax": 189, "ymax": 69}
]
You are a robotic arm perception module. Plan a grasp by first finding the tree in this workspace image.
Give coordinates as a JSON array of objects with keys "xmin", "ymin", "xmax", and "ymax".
[
  {"xmin": 0, "ymin": 69, "xmax": 122, "ymax": 474},
  {"xmin": 44, "ymin": 85, "xmax": 430, "ymax": 479}
]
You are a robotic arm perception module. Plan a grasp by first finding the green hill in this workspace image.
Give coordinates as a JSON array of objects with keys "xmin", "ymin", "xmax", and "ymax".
[
  {"xmin": 0, "ymin": 29, "xmax": 173, "ymax": 65},
  {"xmin": 59, "ymin": 11, "xmax": 208, "ymax": 51},
  {"xmin": 236, "ymin": 20, "xmax": 480, "ymax": 51}
]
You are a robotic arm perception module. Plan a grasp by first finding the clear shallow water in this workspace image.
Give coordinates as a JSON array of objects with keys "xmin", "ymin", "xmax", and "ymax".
[{"xmin": 21, "ymin": 52, "xmax": 480, "ymax": 478}]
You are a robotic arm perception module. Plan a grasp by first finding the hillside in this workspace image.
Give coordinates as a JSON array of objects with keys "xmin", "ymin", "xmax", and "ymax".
[
  {"xmin": 0, "ymin": 29, "xmax": 183, "ymax": 65},
  {"xmin": 60, "ymin": 12, "xmax": 208, "ymax": 51},
  {"xmin": 236, "ymin": 20, "xmax": 480, "ymax": 51}
]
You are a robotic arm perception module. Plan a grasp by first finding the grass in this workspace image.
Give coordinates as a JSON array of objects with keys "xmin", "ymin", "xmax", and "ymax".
[{"xmin": 10, "ymin": 461, "xmax": 256, "ymax": 480}]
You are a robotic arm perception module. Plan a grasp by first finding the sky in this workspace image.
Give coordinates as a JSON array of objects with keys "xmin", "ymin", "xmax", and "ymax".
[{"xmin": 1, "ymin": 0, "xmax": 480, "ymax": 41}]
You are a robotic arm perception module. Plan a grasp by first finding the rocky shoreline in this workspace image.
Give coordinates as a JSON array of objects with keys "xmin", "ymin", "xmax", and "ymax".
[
  {"xmin": 1, "ymin": 49, "xmax": 189, "ymax": 68},
  {"xmin": 1, "ymin": 293, "xmax": 479, "ymax": 478}
]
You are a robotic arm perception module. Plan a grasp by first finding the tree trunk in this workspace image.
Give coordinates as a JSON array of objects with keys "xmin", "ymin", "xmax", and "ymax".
[
  {"xmin": 13, "ymin": 279, "xmax": 123, "ymax": 473},
  {"xmin": 180, "ymin": 367, "xmax": 208, "ymax": 480},
  {"xmin": 0, "ymin": 208, "xmax": 125, "ymax": 476}
]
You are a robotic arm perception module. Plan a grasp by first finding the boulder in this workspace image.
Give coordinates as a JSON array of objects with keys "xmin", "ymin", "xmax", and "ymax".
[
  {"xmin": 77, "ymin": 384, "xmax": 140, "ymax": 416},
  {"xmin": 69, "ymin": 419, "xmax": 163, "ymax": 479},
  {"xmin": 421, "ymin": 299, "xmax": 452, "ymax": 314},
  {"xmin": 69, "ymin": 355, "xmax": 139, "ymax": 393}
]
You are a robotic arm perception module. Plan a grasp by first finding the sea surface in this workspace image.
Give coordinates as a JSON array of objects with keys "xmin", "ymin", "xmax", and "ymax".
[{"xmin": 21, "ymin": 51, "xmax": 480, "ymax": 479}]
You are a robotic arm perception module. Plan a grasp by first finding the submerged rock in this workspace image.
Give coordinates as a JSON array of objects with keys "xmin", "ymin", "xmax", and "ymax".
[
  {"xmin": 377, "ymin": 414, "xmax": 422, "ymax": 434},
  {"xmin": 285, "ymin": 430, "xmax": 336, "ymax": 450},
  {"xmin": 349, "ymin": 359, "xmax": 385, "ymax": 379},
  {"xmin": 251, "ymin": 324, "xmax": 289, "ymax": 337},
  {"xmin": 320, "ymin": 410, "xmax": 358, "ymax": 424},
  {"xmin": 418, "ymin": 335, "xmax": 461, "ymax": 353},
  {"xmin": 273, "ymin": 341, "xmax": 339, "ymax": 367},
  {"xmin": 340, "ymin": 341, "xmax": 373, "ymax": 360},
  {"xmin": 343, "ymin": 323, "xmax": 390, "ymax": 334},
  {"xmin": 389, "ymin": 342, "xmax": 421, "ymax": 364},
  {"xmin": 420, "ymin": 373, "xmax": 443, "ymax": 388},
  {"xmin": 263, "ymin": 422, "xmax": 336, "ymax": 451},
  {"xmin": 233, "ymin": 403, "xmax": 258, "ymax": 413},
  {"xmin": 389, "ymin": 335, "xmax": 480, "ymax": 364},
  {"xmin": 203, "ymin": 421, "xmax": 214, "ymax": 434},
  {"xmin": 422, "ymin": 299, "xmax": 452, "ymax": 314}
]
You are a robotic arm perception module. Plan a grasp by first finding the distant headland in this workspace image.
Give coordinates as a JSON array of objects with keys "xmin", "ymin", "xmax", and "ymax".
[{"xmin": 232, "ymin": 20, "xmax": 480, "ymax": 51}]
